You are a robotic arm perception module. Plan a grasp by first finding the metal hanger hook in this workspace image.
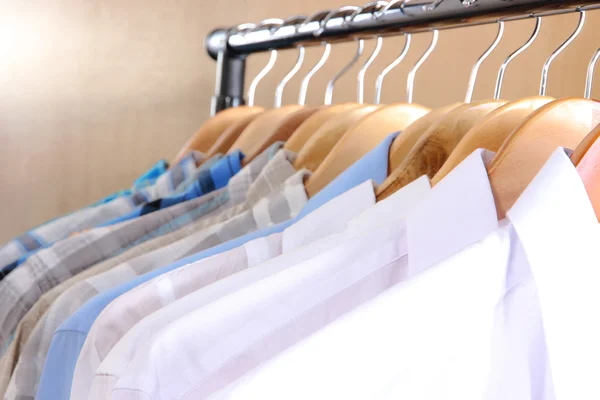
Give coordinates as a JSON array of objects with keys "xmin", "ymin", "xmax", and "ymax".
[
  {"xmin": 325, "ymin": 38, "xmax": 365, "ymax": 105},
  {"xmin": 273, "ymin": 15, "xmax": 308, "ymax": 108},
  {"xmin": 246, "ymin": 19, "xmax": 283, "ymax": 107},
  {"xmin": 407, "ymin": 29, "xmax": 439, "ymax": 104},
  {"xmin": 358, "ymin": 37, "xmax": 384, "ymax": 104},
  {"xmin": 540, "ymin": 10, "xmax": 586, "ymax": 96},
  {"xmin": 352, "ymin": 2, "xmax": 388, "ymax": 104},
  {"xmin": 298, "ymin": 10, "xmax": 334, "ymax": 105},
  {"xmin": 494, "ymin": 16, "xmax": 541, "ymax": 100},
  {"xmin": 375, "ymin": 33, "xmax": 411, "ymax": 104},
  {"xmin": 319, "ymin": 6, "xmax": 363, "ymax": 105},
  {"xmin": 465, "ymin": 21, "xmax": 504, "ymax": 103},
  {"xmin": 585, "ymin": 48, "xmax": 600, "ymax": 100}
]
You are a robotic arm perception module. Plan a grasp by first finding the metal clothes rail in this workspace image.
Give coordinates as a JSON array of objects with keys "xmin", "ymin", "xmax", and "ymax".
[{"xmin": 205, "ymin": 0, "xmax": 600, "ymax": 115}]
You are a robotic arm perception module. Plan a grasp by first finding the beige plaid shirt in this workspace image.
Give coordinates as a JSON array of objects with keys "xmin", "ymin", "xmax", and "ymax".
[
  {"xmin": 0, "ymin": 144, "xmax": 280, "ymax": 397},
  {"xmin": 3, "ymin": 148, "xmax": 305, "ymax": 400}
]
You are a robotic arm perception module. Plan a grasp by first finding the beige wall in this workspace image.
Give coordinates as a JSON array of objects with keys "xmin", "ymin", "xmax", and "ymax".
[{"xmin": 0, "ymin": 0, "xmax": 599, "ymax": 242}]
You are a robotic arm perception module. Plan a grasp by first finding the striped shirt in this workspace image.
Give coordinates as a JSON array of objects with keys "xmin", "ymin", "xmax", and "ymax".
[
  {"xmin": 0, "ymin": 153, "xmax": 205, "ymax": 269},
  {"xmin": 2, "ymin": 146, "xmax": 301, "ymax": 400}
]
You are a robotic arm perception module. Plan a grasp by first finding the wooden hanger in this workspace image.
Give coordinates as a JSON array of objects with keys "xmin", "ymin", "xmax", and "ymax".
[
  {"xmin": 284, "ymin": 103, "xmax": 363, "ymax": 153},
  {"xmin": 304, "ymin": 103, "xmax": 431, "ymax": 197},
  {"xmin": 431, "ymin": 96, "xmax": 554, "ymax": 185},
  {"xmin": 230, "ymin": 105, "xmax": 322, "ymax": 164},
  {"xmin": 206, "ymin": 109, "xmax": 266, "ymax": 157},
  {"xmin": 571, "ymin": 123, "xmax": 600, "ymax": 220},
  {"xmin": 488, "ymin": 98, "xmax": 600, "ymax": 219},
  {"xmin": 173, "ymin": 106, "xmax": 264, "ymax": 164},
  {"xmin": 294, "ymin": 105, "xmax": 381, "ymax": 172},
  {"xmin": 387, "ymin": 103, "xmax": 463, "ymax": 173},
  {"xmin": 376, "ymin": 100, "xmax": 506, "ymax": 201}
]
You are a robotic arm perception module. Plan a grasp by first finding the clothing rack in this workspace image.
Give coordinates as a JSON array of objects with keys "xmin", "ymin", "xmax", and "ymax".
[{"xmin": 205, "ymin": 0, "xmax": 600, "ymax": 115}]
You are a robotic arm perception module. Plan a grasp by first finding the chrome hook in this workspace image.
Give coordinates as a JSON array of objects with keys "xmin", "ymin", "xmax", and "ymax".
[
  {"xmin": 352, "ymin": 2, "xmax": 388, "ymax": 104},
  {"xmin": 375, "ymin": 34, "xmax": 411, "ymax": 104},
  {"xmin": 494, "ymin": 16, "xmax": 541, "ymax": 100},
  {"xmin": 465, "ymin": 21, "xmax": 504, "ymax": 103},
  {"xmin": 585, "ymin": 48, "xmax": 600, "ymax": 100},
  {"xmin": 273, "ymin": 15, "xmax": 308, "ymax": 108},
  {"xmin": 407, "ymin": 29, "xmax": 439, "ymax": 104},
  {"xmin": 540, "ymin": 10, "xmax": 586, "ymax": 96},
  {"xmin": 358, "ymin": 37, "xmax": 383, "ymax": 103},
  {"xmin": 298, "ymin": 10, "xmax": 334, "ymax": 105},
  {"xmin": 247, "ymin": 19, "xmax": 283, "ymax": 107},
  {"xmin": 321, "ymin": 6, "xmax": 363, "ymax": 105}
]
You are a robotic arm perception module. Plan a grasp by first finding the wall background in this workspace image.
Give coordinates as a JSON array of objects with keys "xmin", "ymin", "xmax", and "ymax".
[{"xmin": 0, "ymin": 0, "xmax": 599, "ymax": 242}]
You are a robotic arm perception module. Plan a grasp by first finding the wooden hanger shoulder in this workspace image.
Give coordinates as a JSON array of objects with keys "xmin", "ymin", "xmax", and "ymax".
[
  {"xmin": 431, "ymin": 97, "xmax": 554, "ymax": 185},
  {"xmin": 387, "ymin": 103, "xmax": 463, "ymax": 173},
  {"xmin": 230, "ymin": 105, "xmax": 318, "ymax": 163},
  {"xmin": 376, "ymin": 100, "xmax": 506, "ymax": 201},
  {"xmin": 305, "ymin": 103, "xmax": 431, "ymax": 197},
  {"xmin": 294, "ymin": 105, "xmax": 381, "ymax": 173},
  {"xmin": 206, "ymin": 110, "xmax": 266, "ymax": 157},
  {"xmin": 173, "ymin": 106, "xmax": 264, "ymax": 164},
  {"xmin": 488, "ymin": 98, "xmax": 600, "ymax": 219},
  {"xmin": 572, "ymin": 123, "xmax": 600, "ymax": 220},
  {"xmin": 284, "ymin": 103, "xmax": 362, "ymax": 153}
]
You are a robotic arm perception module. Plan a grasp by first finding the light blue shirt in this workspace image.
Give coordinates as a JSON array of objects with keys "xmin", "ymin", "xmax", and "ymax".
[{"xmin": 35, "ymin": 132, "xmax": 399, "ymax": 400}]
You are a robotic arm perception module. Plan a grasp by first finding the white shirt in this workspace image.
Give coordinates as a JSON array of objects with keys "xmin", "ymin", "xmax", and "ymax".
[
  {"xmin": 110, "ymin": 149, "xmax": 500, "ymax": 400},
  {"xmin": 77, "ymin": 178, "xmax": 415, "ymax": 400},
  {"xmin": 206, "ymin": 148, "xmax": 600, "ymax": 400}
]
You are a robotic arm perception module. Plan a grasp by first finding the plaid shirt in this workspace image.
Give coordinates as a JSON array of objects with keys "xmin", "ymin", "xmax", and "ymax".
[
  {"xmin": 99, "ymin": 151, "xmax": 243, "ymax": 227},
  {"xmin": 0, "ymin": 153, "xmax": 205, "ymax": 270},
  {"xmin": 2, "ymin": 146, "xmax": 299, "ymax": 400}
]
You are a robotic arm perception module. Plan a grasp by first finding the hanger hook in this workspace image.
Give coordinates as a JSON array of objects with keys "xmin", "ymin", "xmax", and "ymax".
[
  {"xmin": 247, "ymin": 19, "xmax": 283, "ymax": 107},
  {"xmin": 540, "ymin": 10, "xmax": 586, "ymax": 96},
  {"xmin": 374, "ymin": 33, "xmax": 411, "ymax": 104},
  {"xmin": 297, "ymin": 10, "xmax": 334, "ymax": 105},
  {"xmin": 585, "ymin": 48, "xmax": 600, "ymax": 100},
  {"xmin": 465, "ymin": 21, "xmax": 504, "ymax": 103},
  {"xmin": 273, "ymin": 15, "xmax": 308, "ymax": 108},
  {"xmin": 407, "ymin": 29, "xmax": 438, "ymax": 104},
  {"xmin": 358, "ymin": 37, "xmax": 383, "ymax": 103},
  {"xmin": 320, "ymin": 6, "xmax": 363, "ymax": 105},
  {"xmin": 494, "ymin": 16, "xmax": 541, "ymax": 100},
  {"xmin": 352, "ymin": 2, "xmax": 388, "ymax": 104}
]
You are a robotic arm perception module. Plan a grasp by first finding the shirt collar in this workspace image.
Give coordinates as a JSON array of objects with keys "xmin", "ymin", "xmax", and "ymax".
[
  {"xmin": 295, "ymin": 132, "xmax": 400, "ymax": 220},
  {"xmin": 227, "ymin": 143, "xmax": 286, "ymax": 205},
  {"xmin": 346, "ymin": 176, "xmax": 432, "ymax": 234},
  {"xmin": 282, "ymin": 180, "xmax": 376, "ymax": 252},
  {"xmin": 246, "ymin": 148, "xmax": 299, "ymax": 207},
  {"xmin": 506, "ymin": 148, "xmax": 600, "ymax": 400},
  {"xmin": 407, "ymin": 149, "xmax": 499, "ymax": 275}
]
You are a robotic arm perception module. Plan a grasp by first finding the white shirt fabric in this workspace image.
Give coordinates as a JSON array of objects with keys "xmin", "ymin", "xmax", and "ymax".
[
  {"xmin": 109, "ymin": 149, "xmax": 500, "ymax": 400},
  {"xmin": 76, "ymin": 178, "xmax": 411, "ymax": 400},
  {"xmin": 205, "ymin": 148, "xmax": 600, "ymax": 400}
]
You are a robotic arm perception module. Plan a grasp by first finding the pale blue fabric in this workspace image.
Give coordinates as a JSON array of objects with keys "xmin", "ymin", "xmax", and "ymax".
[{"xmin": 35, "ymin": 132, "xmax": 399, "ymax": 400}]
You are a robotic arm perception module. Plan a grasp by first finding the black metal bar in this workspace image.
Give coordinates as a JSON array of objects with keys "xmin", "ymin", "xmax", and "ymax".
[
  {"xmin": 216, "ymin": 0, "xmax": 600, "ymax": 55},
  {"xmin": 210, "ymin": 48, "xmax": 247, "ymax": 115},
  {"xmin": 204, "ymin": 0, "xmax": 600, "ymax": 113}
]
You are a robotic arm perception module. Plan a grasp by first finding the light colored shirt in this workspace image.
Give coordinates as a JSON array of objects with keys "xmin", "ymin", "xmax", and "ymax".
[
  {"xmin": 89, "ymin": 177, "xmax": 430, "ymax": 400},
  {"xmin": 109, "ymin": 149, "xmax": 499, "ymax": 400},
  {"xmin": 35, "ymin": 132, "xmax": 401, "ymax": 400},
  {"xmin": 204, "ymin": 148, "xmax": 600, "ymax": 400},
  {"xmin": 3, "ymin": 146, "xmax": 299, "ymax": 400},
  {"xmin": 77, "ymin": 179, "xmax": 383, "ymax": 400}
]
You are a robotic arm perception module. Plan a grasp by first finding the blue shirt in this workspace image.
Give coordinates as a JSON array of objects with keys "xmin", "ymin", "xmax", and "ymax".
[
  {"xmin": 89, "ymin": 160, "xmax": 169, "ymax": 207},
  {"xmin": 0, "ymin": 161, "xmax": 169, "ymax": 280},
  {"xmin": 36, "ymin": 132, "xmax": 398, "ymax": 400},
  {"xmin": 99, "ymin": 151, "xmax": 243, "ymax": 226}
]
